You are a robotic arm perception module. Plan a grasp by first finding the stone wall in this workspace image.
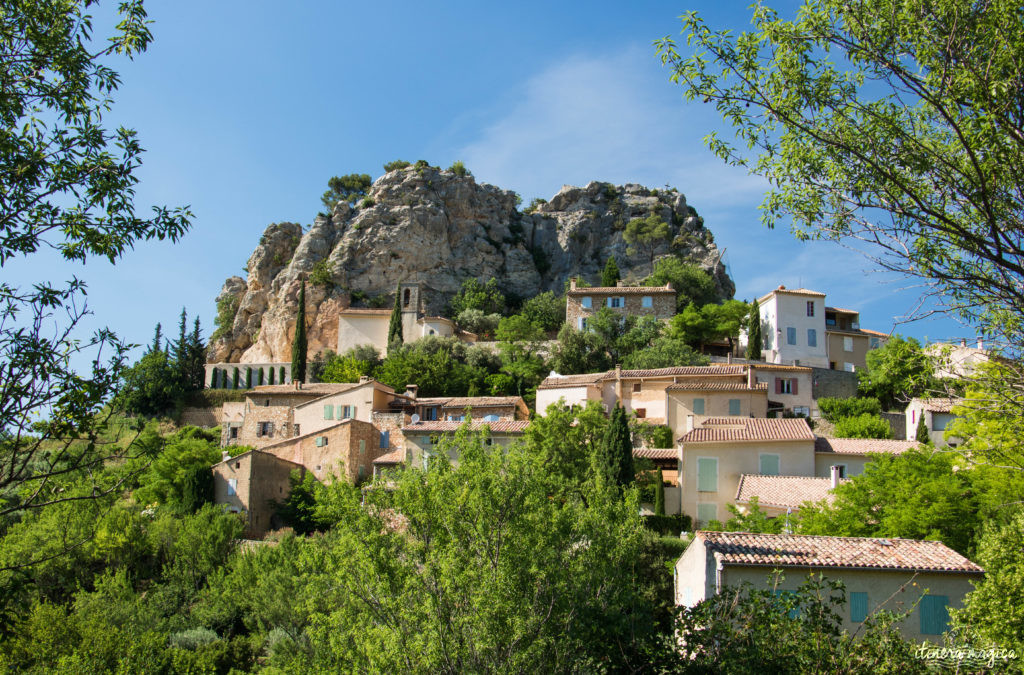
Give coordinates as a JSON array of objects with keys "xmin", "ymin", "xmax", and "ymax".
[
  {"xmin": 179, "ymin": 407, "xmax": 219, "ymax": 428},
  {"xmin": 881, "ymin": 412, "xmax": 907, "ymax": 440},
  {"xmin": 811, "ymin": 367, "xmax": 858, "ymax": 400},
  {"xmin": 372, "ymin": 411, "xmax": 408, "ymax": 459}
]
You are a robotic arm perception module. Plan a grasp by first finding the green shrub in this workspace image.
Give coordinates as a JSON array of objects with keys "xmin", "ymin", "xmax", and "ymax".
[
  {"xmin": 523, "ymin": 197, "xmax": 547, "ymax": 214},
  {"xmin": 210, "ymin": 294, "xmax": 239, "ymax": 342},
  {"xmin": 359, "ymin": 196, "xmax": 375, "ymax": 208},
  {"xmin": 169, "ymin": 627, "xmax": 219, "ymax": 651},
  {"xmin": 642, "ymin": 513, "xmax": 692, "ymax": 536},
  {"xmin": 818, "ymin": 396, "xmax": 882, "ymax": 422},
  {"xmin": 448, "ymin": 160, "xmax": 471, "ymax": 177},
  {"xmin": 916, "ymin": 415, "xmax": 930, "ymax": 443},
  {"xmin": 383, "ymin": 159, "xmax": 411, "ymax": 172},
  {"xmin": 309, "ymin": 259, "xmax": 334, "ymax": 288},
  {"xmin": 833, "ymin": 413, "xmax": 892, "ymax": 439}
]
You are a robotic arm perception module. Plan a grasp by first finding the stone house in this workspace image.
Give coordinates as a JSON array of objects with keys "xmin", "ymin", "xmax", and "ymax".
[
  {"xmin": 401, "ymin": 419, "xmax": 530, "ymax": 470},
  {"xmin": 261, "ymin": 418, "xmax": 386, "ymax": 485},
  {"xmin": 925, "ymin": 338, "xmax": 998, "ymax": 379},
  {"xmin": 749, "ymin": 363, "xmax": 816, "ymax": 417},
  {"xmin": 211, "ymin": 449, "xmax": 303, "ymax": 539},
  {"xmin": 565, "ymin": 278, "xmax": 676, "ymax": 330},
  {"xmin": 813, "ymin": 437, "xmax": 920, "ymax": 478},
  {"xmin": 674, "ymin": 531, "xmax": 984, "ymax": 643},
  {"xmin": 825, "ymin": 306, "xmax": 889, "ymax": 372},
  {"xmin": 390, "ymin": 393, "xmax": 530, "ymax": 422},
  {"xmin": 905, "ymin": 398, "xmax": 962, "ymax": 448}
]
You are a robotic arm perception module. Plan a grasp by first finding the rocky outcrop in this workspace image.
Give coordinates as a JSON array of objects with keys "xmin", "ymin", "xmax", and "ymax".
[{"xmin": 209, "ymin": 166, "xmax": 735, "ymax": 363}]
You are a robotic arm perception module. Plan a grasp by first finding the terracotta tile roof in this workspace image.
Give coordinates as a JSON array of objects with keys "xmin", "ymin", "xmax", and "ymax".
[
  {"xmin": 916, "ymin": 397, "xmax": 959, "ymax": 413},
  {"xmin": 758, "ymin": 286, "xmax": 826, "ymax": 302},
  {"xmin": 679, "ymin": 418, "xmax": 815, "ymax": 444},
  {"xmin": 249, "ymin": 382, "xmax": 359, "ymax": 396},
  {"xmin": 633, "ymin": 447, "xmax": 677, "ymax": 460},
  {"xmin": 696, "ymin": 531, "xmax": 984, "ymax": 574},
  {"xmin": 401, "ymin": 420, "xmax": 530, "ymax": 434},
  {"xmin": 372, "ymin": 449, "xmax": 405, "ymax": 465},
  {"xmin": 616, "ymin": 365, "xmax": 747, "ymax": 379},
  {"xmin": 666, "ymin": 381, "xmax": 767, "ymax": 392},
  {"xmin": 825, "ymin": 306, "xmax": 859, "ymax": 315},
  {"xmin": 338, "ymin": 308, "xmax": 393, "ymax": 315},
  {"xmin": 442, "ymin": 396, "xmax": 524, "ymax": 408},
  {"xmin": 750, "ymin": 363, "xmax": 812, "ymax": 372},
  {"xmin": 568, "ymin": 285, "xmax": 675, "ymax": 295},
  {"xmin": 537, "ymin": 372, "xmax": 608, "ymax": 389},
  {"xmin": 735, "ymin": 474, "xmax": 843, "ymax": 510},
  {"xmin": 859, "ymin": 328, "xmax": 890, "ymax": 337},
  {"xmin": 815, "ymin": 437, "xmax": 920, "ymax": 455}
]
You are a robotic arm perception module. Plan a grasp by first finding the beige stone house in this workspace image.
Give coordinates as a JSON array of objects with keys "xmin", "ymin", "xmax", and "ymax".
[
  {"xmin": 678, "ymin": 417, "xmax": 817, "ymax": 526},
  {"xmin": 262, "ymin": 418, "xmax": 386, "ymax": 485},
  {"xmin": 402, "ymin": 419, "xmax": 530, "ymax": 470},
  {"xmin": 674, "ymin": 531, "xmax": 983, "ymax": 643},
  {"xmin": 813, "ymin": 437, "xmax": 920, "ymax": 478},
  {"xmin": 749, "ymin": 364, "xmax": 816, "ymax": 417},
  {"xmin": 905, "ymin": 398, "xmax": 962, "ymax": 447},
  {"xmin": 390, "ymin": 392, "xmax": 530, "ymax": 423},
  {"xmin": 212, "ymin": 449, "xmax": 303, "ymax": 539},
  {"xmin": 565, "ymin": 278, "xmax": 676, "ymax": 330},
  {"xmin": 825, "ymin": 306, "xmax": 889, "ymax": 372}
]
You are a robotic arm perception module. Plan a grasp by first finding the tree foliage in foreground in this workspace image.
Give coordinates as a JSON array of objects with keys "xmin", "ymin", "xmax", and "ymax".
[{"xmin": 658, "ymin": 1, "xmax": 1024, "ymax": 368}]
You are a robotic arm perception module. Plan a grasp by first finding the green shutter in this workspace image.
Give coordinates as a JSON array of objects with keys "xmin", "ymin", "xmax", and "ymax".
[
  {"xmin": 728, "ymin": 399, "xmax": 741, "ymax": 416},
  {"xmin": 759, "ymin": 454, "xmax": 780, "ymax": 476},
  {"xmin": 324, "ymin": 405, "xmax": 333, "ymax": 420},
  {"xmin": 850, "ymin": 592, "xmax": 868, "ymax": 623},
  {"xmin": 920, "ymin": 595, "xmax": 949, "ymax": 635},
  {"xmin": 697, "ymin": 458, "xmax": 717, "ymax": 492},
  {"xmin": 693, "ymin": 398, "xmax": 705, "ymax": 415},
  {"xmin": 696, "ymin": 503, "xmax": 716, "ymax": 525}
]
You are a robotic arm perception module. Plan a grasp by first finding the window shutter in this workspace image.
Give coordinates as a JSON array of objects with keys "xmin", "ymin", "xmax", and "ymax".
[
  {"xmin": 697, "ymin": 458, "xmax": 717, "ymax": 492},
  {"xmin": 775, "ymin": 378, "xmax": 783, "ymax": 394},
  {"xmin": 696, "ymin": 503, "xmax": 716, "ymax": 525},
  {"xmin": 920, "ymin": 595, "xmax": 949, "ymax": 635},
  {"xmin": 759, "ymin": 454, "xmax": 780, "ymax": 476},
  {"xmin": 791, "ymin": 378, "xmax": 798, "ymax": 395},
  {"xmin": 324, "ymin": 405, "xmax": 333, "ymax": 420},
  {"xmin": 693, "ymin": 398, "xmax": 705, "ymax": 415},
  {"xmin": 728, "ymin": 399, "xmax": 740, "ymax": 416},
  {"xmin": 267, "ymin": 422, "xmax": 274, "ymax": 435},
  {"xmin": 850, "ymin": 592, "xmax": 868, "ymax": 622}
]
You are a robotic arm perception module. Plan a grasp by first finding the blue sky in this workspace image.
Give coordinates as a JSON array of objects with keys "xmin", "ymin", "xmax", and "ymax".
[{"xmin": 6, "ymin": 0, "xmax": 971, "ymax": 359}]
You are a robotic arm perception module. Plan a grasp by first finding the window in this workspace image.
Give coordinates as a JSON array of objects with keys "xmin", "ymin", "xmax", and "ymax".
[
  {"xmin": 806, "ymin": 301, "xmax": 815, "ymax": 317},
  {"xmin": 920, "ymin": 595, "xmax": 950, "ymax": 635},
  {"xmin": 807, "ymin": 329, "xmax": 817, "ymax": 347},
  {"xmin": 635, "ymin": 408, "xmax": 646, "ymax": 419},
  {"xmin": 483, "ymin": 414, "xmax": 499, "ymax": 422},
  {"xmin": 403, "ymin": 288, "xmax": 411, "ymax": 307},
  {"xmin": 850, "ymin": 592, "xmax": 868, "ymax": 623},
  {"xmin": 380, "ymin": 430, "xmax": 390, "ymax": 448},
  {"xmin": 581, "ymin": 296, "xmax": 592, "ymax": 309},
  {"xmin": 933, "ymin": 413, "xmax": 953, "ymax": 431},
  {"xmin": 258, "ymin": 422, "xmax": 273, "ymax": 437},
  {"xmin": 693, "ymin": 398, "xmax": 705, "ymax": 415},
  {"xmin": 869, "ymin": 337, "xmax": 881, "ymax": 349},
  {"xmin": 449, "ymin": 414, "xmax": 465, "ymax": 422},
  {"xmin": 338, "ymin": 405, "xmax": 355, "ymax": 419},
  {"xmin": 642, "ymin": 296, "xmax": 653, "ymax": 308},
  {"xmin": 786, "ymin": 327, "xmax": 797, "ymax": 345},
  {"xmin": 234, "ymin": 462, "xmax": 241, "ymax": 469},
  {"xmin": 843, "ymin": 336, "xmax": 854, "ymax": 352},
  {"xmin": 632, "ymin": 382, "xmax": 641, "ymax": 393},
  {"xmin": 324, "ymin": 404, "xmax": 333, "ymax": 420},
  {"xmin": 794, "ymin": 406, "xmax": 810, "ymax": 417},
  {"xmin": 293, "ymin": 424, "xmax": 300, "ymax": 436},
  {"xmin": 696, "ymin": 503, "xmax": 717, "ymax": 526},
  {"xmin": 844, "ymin": 362, "xmax": 855, "ymax": 372},
  {"xmin": 424, "ymin": 407, "xmax": 438, "ymax": 421},
  {"xmin": 759, "ymin": 454, "xmax": 780, "ymax": 476},
  {"xmin": 697, "ymin": 458, "xmax": 718, "ymax": 492},
  {"xmin": 728, "ymin": 399, "xmax": 741, "ymax": 416},
  {"xmin": 315, "ymin": 436, "xmax": 329, "ymax": 447},
  {"xmin": 359, "ymin": 439, "xmax": 366, "ymax": 455},
  {"xmin": 230, "ymin": 427, "xmax": 238, "ymax": 439},
  {"xmin": 834, "ymin": 465, "xmax": 847, "ymax": 478},
  {"xmin": 777, "ymin": 378, "xmax": 793, "ymax": 395},
  {"xmin": 607, "ymin": 296, "xmax": 624, "ymax": 308},
  {"xmin": 227, "ymin": 479, "xmax": 237, "ymax": 496}
]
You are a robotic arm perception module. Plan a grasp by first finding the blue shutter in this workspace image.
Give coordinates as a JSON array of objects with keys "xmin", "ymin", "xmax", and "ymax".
[
  {"xmin": 693, "ymin": 398, "xmax": 705, "ymax": 415},
  {"xmin": 324, "ymin": 405, "xmax": 333, "ymax": 420},
  {"xmin": 759, "ymin": 454, "xmax": 780, "ymax": 476},
  {"xmin": 773, "ymin": 590, "xmax": 799, "ymax": 618},
  {"xmin": 728, "ymin": 399, "xmax": 741, "ymax": 416},
  {"xmin": 380, "ymin": 430, "xmax": 389, "ymax": 448},
  {"xmin": 697, "ymin": 458, "xmax": 717, "ymax": 492},
  {"xmin": 850, "ymin": 592, "xmax": 868, "ymax": 623},
  {"xmin": 787, "ymin": 327, "xmax": 797, "ymax": 345},
  {"xmin": 807, "ymin": 329, "xmax": 817, "ymax": 347},
  {"xmin": 920, "ymin": 595, "xmax": 950, "ymax": 635}
]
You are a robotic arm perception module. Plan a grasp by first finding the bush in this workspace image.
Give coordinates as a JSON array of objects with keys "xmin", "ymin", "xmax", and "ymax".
[
  {"xmin": 359, "ymin": 196, "xmax": 375, "ymax": 208},
  {"xmin": 818, "ymin": 396, "xmax": 882, "ymax": 422},
  {"xmin": 642, "ymin": 513, "xmax": 692, "ymax": 536},
  {"xmin": 523, "ymin": 197, "xmax": 547, "ymax": 213},
  {"xmin": 169, "ymin": 627, "xmax": 219, "ymax": 651},
  {"xmin": 447, "ymin": 160, "xmax": 471, "ymax": 177},
  {"xmin": 833, "ymin": 413, "xmax": 893, "ymax": 439},
  {"xmin": 309, "ymin": 259, "xmax": 334, "ymax": 288},
  {"xmin": 383, "ymin": 159, "xmax": 411, "ymax": 172}
]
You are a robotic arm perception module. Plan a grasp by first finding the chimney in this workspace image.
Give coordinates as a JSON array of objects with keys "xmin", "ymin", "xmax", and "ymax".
[
  {"xmin": 830, "ymin": 465, "xmax": 841, "ymax": 489},
  {"xmin": 569, "ymin": 277, "xmax": 577, "ymax": 291},
  {"xmin": 616, "ymin": 280, "xmax": 624, "ymax": 287},
  {"xmin": 405, "ymin": 384, "xmax": 419, "ymax": 399},
  {"xmin": 727, "ymin": 353, "xmax": 732, "ymax": 364},
  {"xmin": 221, "ymin": 451, "xmax": 230, "ymax": 462},
  {"xmin": 977, "ymin": 337, "xmax": 984, "ymax": 350},
  {"xmin": 747, "ymin": 365, "xmax": 755, "ymax": 388},
  {"xmin": 686, "ymin": 414, "xmax": 694, "ymax": 432},
  {"xmin": 359, "ymin": 375, "xmax": 371, "ymax": 384}
]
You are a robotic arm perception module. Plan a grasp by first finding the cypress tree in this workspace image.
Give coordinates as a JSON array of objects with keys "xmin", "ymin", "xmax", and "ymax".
[
  {"xmin": 291, "ymin": 280, "xmax": 308, "ymax": 383},
  {"xmin": 209, "ymin": 367, "xmax": 218, "ymax": 389},
  {"xmin": 746, "ymin": 298, "xmax": 762, "ymax": 360},
  {"xmin": 280, "ymin": 366, "xmax": 286, "ymax": 383},
  {"xmin": 181, "ymin": 465, "xmax": 214, "ymax": 513},
  {"xmin": 916, "ymin": 416, "xmax": 931, "ymax": 444},
  {"xmin": 246, "ymin": 367, "xmax": 253, "ymax": 389},
  {"xmin": 150, "ymin": 323, "xmax": 163, "ymax": 354},
  {"xmin": 233, "ymin": 367, "xmax": 239, "ymax": 389},
  {"xmin": 600, "ymin": 405, "xmax": 634, "ymax": 488},
  {"xmin": 269, "ymin": 366, "xmax": 275, "ymax": 385},
  {"xmin": 387, "ymin": 284, "xmax": 403, "ymax": 347},
  {"xmin": 654, "ymin": 468, "xmax": 666, "ymax": 516},
  {"xmin": 188, "ymin": 317, "xmax": 206, "ymax": 391},
  {"xmin": 601, "ymin": 255, "xmax": 621, "ymax": 287}
]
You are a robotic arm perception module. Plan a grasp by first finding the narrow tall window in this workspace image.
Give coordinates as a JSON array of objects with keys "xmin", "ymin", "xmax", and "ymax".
[
  {"xmin": 403, "ymin": 288, "xmax": 411, "ymax": 307},
  {"xmin": 850, "ymin": 592, "xmax": 868, "ymax": 623},
  {"xmin": 693, "ymin": 398, "xmax": 705, "ymax": 415},
  {"xmin": 807, "ymin": 329, "xmax": 817, "ymax": 347},
  {"xmin": 697, "ymin": 458, "xmax": 718, "ymax": 492},
  {"xmin": 787, "ymin": 327, "xmax": 797, "ymax": 345},
  {"xmin": 806, "ymin": 301, "xmax": 815, "ymax": 317}
]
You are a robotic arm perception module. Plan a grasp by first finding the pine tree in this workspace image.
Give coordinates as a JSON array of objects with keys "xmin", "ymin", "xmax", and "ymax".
[
  {"xmin": 291, "ymin": 280, "xmax": 308, "ymax": 383},
  {"xmin": 654, "ymin": 468, "xmax": 666, "ymax": 516},
  {"xmin": 601, "ymin": 255, "xmax": 621, "ymax": 287},
  {"xmin": 916, "ymin": 416, "xmax": 931, "ymax": 444},
  {"xmin": 387, "ymin": 284, "xmax": 403, "ymax": 347},
  {"xmin": 188, "ymin": 317, "xmax": 206, "ymax": 390},
  {"xmin": 600, "ymin": 405, "xmax": 634, "ymax": 488},
  {"xmin": 150, "ymin": 323, "xmax": 163, "ymax": 354},
  {"xmin": 746, "ymin": 298, "xmax": 762, "ymax": 360}
]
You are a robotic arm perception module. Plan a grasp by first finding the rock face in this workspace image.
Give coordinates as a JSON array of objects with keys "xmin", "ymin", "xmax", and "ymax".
[{"xmin": 208, "ymin": 167, "xmax": 735, "ymax": 363}]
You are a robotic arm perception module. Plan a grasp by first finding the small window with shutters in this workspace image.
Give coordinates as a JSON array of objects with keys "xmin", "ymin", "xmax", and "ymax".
[
  {"xmin": 359, "ymin": 439, "xmax": 366, "ymax": 455},
  {"xmin": 581, "ymin": 297, "xmax": 592, "ymax": 309},
  {"xmin": 635, "ymin": 408, "xmax": 646, "ymax": 419},
  {"xmin": 642, "ymin": 296, "xmax": 653, "ymax": 308},
  {"xmin": 850, "ymin": 592, "xmax": 868, "ymax": 623},
  {"xmin": 324, "ymin": 404, "xmax": 333, "ymax": 420},
  {"xmin": 227, "ymin": 479, "xmax": 237, "ymax": 496},
  {"xmin": 380, "ymin": 430, "xmax": 390, "ymax": 448},
  {"xmin": 633, "ymin": 382, "xmax": 641, "ymax": 393},
  {"xmin": 920, "ymin": 595, "xmax": 950, "ymax": 635}
]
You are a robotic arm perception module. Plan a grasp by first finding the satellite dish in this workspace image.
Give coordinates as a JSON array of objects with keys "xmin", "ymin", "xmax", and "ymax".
[{"xmin": 411, "ymin": 413, "xmax": 420, "ymax": 423}]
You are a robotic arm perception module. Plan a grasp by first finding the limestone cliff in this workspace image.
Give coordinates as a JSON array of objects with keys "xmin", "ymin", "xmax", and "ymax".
[{"xmin": 208, "ymin": 166, "xmax": 735, "ymax": 363}]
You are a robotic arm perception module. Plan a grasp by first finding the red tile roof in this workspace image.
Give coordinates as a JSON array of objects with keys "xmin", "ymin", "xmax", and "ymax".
[
  {"xmin": 666, "ymin": 381, "xmax": 767, "ymax": 392},
  {"xmin": 750, "ymin": 363, "xmax": 812, "ymax": 373},
  {"xmin": 372, "ymin": 449, "xmax": 405, "ymax": 465},
  {"xmin": 537, "ymin": 372, "xmax": 608, "ymax": 389},
  {"xmin": 568, "ymin": 285, "xmax": 675, "ymax": 295},
  {"xmin": 735, "ymin": 474, "xmax": 843, "ymax": 510},
  {"xmin": 442, "ymin": 396, "xmax": 524, "ymax": 408},
  {"xmin": 815, "ymin": 437, "xmax": 920, "ymax": 455},
  {"xmin": 633, "ymin": 447, "xmax": 677, "ymax": 460},
  {"xmin": 338, "ymin": 308, "xmax": 393, "ymax": 315},
  {"xmin": 916, "ymin": 397, "xmax": 959, "ymax": 413},
  {"xmin": 825, "ymin": 306, "xmax": 859, "ymax": 315},
  {"xmin": 249, "ymin": 382, "xmax": 360, "ymax": 396},
  {"xmin": 860, "ymin": 328, "xmax": 890, "ymax": 337},
  {"xmin": 401, "ymin": 420, "xmax": 530, "ymax": 434},
  {"xmin": 679, "ymin": 418, "xmax": 815, "ymax": 444},
  {"xmin": 696, "ymin": 531, "xmax": 983, "ymax": 574},
  {"xmin": 616, "ymin": 365, "xmax": 747, "ymax": 379}
]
